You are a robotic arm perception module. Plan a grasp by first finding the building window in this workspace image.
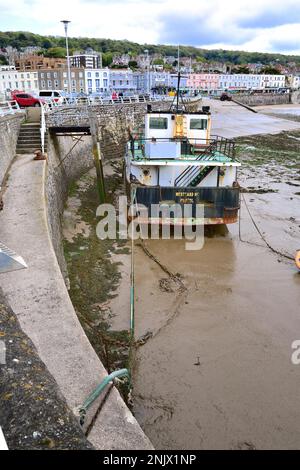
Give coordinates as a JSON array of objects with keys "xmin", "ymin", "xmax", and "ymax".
[
  {"xmin": 53, "ymin": 72, "xmax": 57, "ymax": 78},
  {"xmin": 41, "ymin": 73, "xmax": 44, "ymax": 78},
  {"xmin": 95, "ymin": 79, "xmax": 100, "ymax": 88},
  {"xmin": 87, "ymin": 72, "xmax": 91, "ymax": 78},
  {"xmin": 71, "ymin": 72, "xmax": 75, "ymax": 78},
  {"xmin": 95, "ymin": 72, "xmax": 99, "ymax": 78},
  {"xmin": 47, "ymin": 73, "xmax": 51, "ymax": 78},
  {"xmin": 63, "ymin": 72, "xmax": 67, "ymax": 78},
  {"xmin": 87, "ymin": 79, "xmax": 92, "ymax": 88},
  {"xmin": 48, "ymin": 80, "xmax": 52, "ymax": 87}
]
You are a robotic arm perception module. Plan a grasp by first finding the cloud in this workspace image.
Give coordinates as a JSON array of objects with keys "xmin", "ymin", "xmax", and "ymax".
[
  {"xmin": 158, "ymin": 11, "xmax": 252, "ymax": 46},
  {"xmin": 0, "ymin": 0, "xmax": 300, "ymax": 55},
  {"xmin": 238, "ymin": 6, "xmax": 300, "ymax": 28}
]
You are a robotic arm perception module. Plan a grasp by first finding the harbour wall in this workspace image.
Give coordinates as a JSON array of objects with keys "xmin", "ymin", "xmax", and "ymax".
[
  {"xmin": 235, "ymin": 94, "xmax": 290, "ymax": 106},
  {"xmin": 0, "ymin": 113, "xmax": 24, "ymax": 185},
  {"xmin": 0, "ymin": 99, "xmax": 202, "ymax": 449}
]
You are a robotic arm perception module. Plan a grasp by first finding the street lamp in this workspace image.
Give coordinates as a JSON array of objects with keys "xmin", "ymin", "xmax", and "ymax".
[
  {"xmin": 61, "ymin": 20, "xmax": 71, "ymax": 96},
  {"xmin": 144, "ymin": 49, "xmax": 150, "ymax": 94}
]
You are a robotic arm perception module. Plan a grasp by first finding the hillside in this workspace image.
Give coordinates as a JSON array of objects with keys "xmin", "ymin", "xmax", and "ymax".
[{"xmin": 1, "ymin": 30, "xmax": 300, "ymax": 65}]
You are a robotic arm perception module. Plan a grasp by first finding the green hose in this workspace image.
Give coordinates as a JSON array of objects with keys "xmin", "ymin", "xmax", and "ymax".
[{"xmin": 79, "ymin": 369, "xmax": 130, "ymax": 425}]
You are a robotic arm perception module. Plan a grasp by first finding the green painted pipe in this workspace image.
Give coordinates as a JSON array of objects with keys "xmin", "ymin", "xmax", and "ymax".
[{"xmin": 80, "ymin": 368, "xmax": 130, "ymax": 415}]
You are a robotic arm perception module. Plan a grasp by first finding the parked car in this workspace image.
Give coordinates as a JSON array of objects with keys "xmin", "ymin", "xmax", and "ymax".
[
  {"xmin": 220, "ymin": 93, "xmax": 232, "ymax": 101},
  {"xmin": 38, "ymin": 90, "xmax": 64, "ymax": 104},
  {"xmin": 11, "ymin": 92, "xmax": 43, "ymax": 108}
]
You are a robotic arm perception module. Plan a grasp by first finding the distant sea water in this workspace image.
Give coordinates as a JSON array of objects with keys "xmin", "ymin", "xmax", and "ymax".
[{"xmin": 273, "ymin": 107, "xmax": 300, "ymax": 116}]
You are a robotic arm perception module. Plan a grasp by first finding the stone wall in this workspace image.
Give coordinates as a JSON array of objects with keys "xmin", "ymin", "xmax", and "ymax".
[
  {"xmin": 0, "ymin": 113, "xmax": 24, "ymax": 185},
  {"xmin": 235, "ymin": 94, "xmax": 290, "ymax": 107}
]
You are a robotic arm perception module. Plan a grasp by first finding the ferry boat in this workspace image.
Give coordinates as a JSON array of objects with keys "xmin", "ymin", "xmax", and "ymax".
[{"xmin": 124, "ymin": 91, "xmax": 241, "ymax": 225}]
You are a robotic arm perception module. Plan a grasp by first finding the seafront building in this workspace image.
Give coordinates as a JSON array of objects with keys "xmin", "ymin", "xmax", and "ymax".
[
  {"xmin": 37, "ymin": 68, "xmax": 85, "ymax": 94},
  {"xmin": 0, "ymin": 69, "xmax": 39, "ymax": 95}
]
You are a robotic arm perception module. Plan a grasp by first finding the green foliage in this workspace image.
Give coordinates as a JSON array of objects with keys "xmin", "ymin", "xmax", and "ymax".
[
  {"xmin": 259, "ymin": 66, "xmax": 282, "ymax": 74},
  {"xmin": 153, "ymin": 58, "xmax": 164, "ymax": 65},
  {"xmin": 46, "ymin": 47, "xmax": 66, "ymax": 58},
  {"xmin": 128, "ymin": 60, "xmax": 138, "ymax": 69},
  {"xmin": 0, "ymin": 54, "xmax": 8, "ymax": 65},
  {"xmin": 102, "ymin": 52, "xmax": 113, "ymax": 66},
  {"xmin": 0, "ymin": 30, "xmax": 299, "ymax": 66}
]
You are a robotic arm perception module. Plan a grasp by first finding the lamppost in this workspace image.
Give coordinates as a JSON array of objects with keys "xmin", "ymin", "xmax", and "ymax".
[
  {"xmin": 61, "ymin": 20, "xmax": 71, "ymax": 96},
  {"xmin": 144, "ymin": 49, "xmax": 150, "ymax": 94}
]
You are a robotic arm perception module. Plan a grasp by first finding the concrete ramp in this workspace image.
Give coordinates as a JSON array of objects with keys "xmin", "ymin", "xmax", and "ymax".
[{"xmin": 206, "ymin": 99, "xmax": 300, "ymax": 138}]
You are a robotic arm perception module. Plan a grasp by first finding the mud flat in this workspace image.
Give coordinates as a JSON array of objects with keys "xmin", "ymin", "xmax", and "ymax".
[{"xmin": 63, "ymin": 106, "xmax": 300, "ymax": 449}]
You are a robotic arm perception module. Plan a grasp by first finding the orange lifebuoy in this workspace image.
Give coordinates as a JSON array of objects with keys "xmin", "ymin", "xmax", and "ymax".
[{"xmin": 295, "ymin": 250, "xmax": 300, "ymax": 270}]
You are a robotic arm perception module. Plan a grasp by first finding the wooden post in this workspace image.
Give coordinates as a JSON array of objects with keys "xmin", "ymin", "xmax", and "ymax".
[{"xmin": 89, "ymin": 110, "xmax": 106, "ymax": 203}]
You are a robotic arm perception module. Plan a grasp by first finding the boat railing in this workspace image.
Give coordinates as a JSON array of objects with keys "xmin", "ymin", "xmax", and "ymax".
[{"xmin": 129, "ymin": 135, "xmax": 235, "ymax": 162}]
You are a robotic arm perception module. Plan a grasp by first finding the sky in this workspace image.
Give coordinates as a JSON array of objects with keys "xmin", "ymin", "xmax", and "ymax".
[{"xmin": 1, "ymin": 0, "xmax": 300, "ymax": 55}]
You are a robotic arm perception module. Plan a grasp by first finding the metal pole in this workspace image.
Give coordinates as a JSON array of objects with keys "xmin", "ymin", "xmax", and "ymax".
[
  {"xmin": 144, "ymin": 49, "xmax": 149, "ymax": 94},
  {"xmin": 89, "ymin": 110, "xmax": 106, "ymax": 203},
  {"xmin": 61, "ymin": 20, "xmax": 72, "ymax": 96}
]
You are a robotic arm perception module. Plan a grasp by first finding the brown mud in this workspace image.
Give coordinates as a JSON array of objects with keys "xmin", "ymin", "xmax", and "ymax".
[{"xmin": 63, "ymin": 127, "xmax": 300, "ymax": 449}]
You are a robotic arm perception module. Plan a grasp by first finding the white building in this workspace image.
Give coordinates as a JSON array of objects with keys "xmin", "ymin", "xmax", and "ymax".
[
  {"xmin": 84, "ymin": 68, "xmax": 110, "ymax": 94},
  {"xmin": 0, "ymin": 69, "xmax": 39, "ymax": 96},
  {"xmin": 260, "ymin": 74, "xmax": 286, "ymax": 89},
  {"xmin": 289, "ymin": 75, "xmax": 300, "ymax": 89},
  {"xmin": 215, "ymin": 74, "xmax": 285, "ymax": 91}
]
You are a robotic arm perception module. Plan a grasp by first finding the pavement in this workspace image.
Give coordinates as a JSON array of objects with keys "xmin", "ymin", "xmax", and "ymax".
[{"xmin": 0, "ymin": 153, "xmax": 152, "ymax": 450}]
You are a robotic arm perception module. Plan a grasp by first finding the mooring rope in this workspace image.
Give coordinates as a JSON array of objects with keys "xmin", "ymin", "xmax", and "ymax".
[{"xmin": 239, "ymin": 192, "xmax": 294, "ymax": 261}]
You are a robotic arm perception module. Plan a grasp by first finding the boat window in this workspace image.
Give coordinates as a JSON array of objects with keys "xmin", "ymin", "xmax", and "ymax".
[
  {"xmin": 149, "ymin": 117, "xmax": 168, "ymax": 129},
  {"xmin": 190, "ymin": 119, "xmax": 208, "ymax": 130}
]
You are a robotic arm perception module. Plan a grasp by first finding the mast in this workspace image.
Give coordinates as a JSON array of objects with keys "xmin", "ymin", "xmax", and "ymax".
[{"xmin": 176, "ymin": 71, "xmax": 180, "ymax": 112}]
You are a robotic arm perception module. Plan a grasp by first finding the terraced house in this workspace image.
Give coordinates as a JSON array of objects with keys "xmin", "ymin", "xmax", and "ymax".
[
  {"xmin": 84, "ymin": 68, "xmax": 110, "ymax": 94},
  {"xmin": 0, "ymin": 69, "xmax": 39, "ymax": 95},
  {"xmin": 37, "ymin": 68, "xmax": 85, "ymax": 93}
]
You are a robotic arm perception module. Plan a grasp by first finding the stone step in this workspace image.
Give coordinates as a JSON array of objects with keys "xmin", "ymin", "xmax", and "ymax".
[
  {"xmin": 16, "ymin": 148, "xmax": 48, "ymax": 155},
  {"xmin": 18, "ymin": 137, "xmax": 45, "ymax": 142},
  {"xmin": 19, "ymin": 130, "xmax": 41, "ymax": 136}
]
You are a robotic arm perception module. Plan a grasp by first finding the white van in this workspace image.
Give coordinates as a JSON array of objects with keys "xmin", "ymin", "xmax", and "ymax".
[{"xmin": 38, "ymin": 90, "xmax": 64, "ymax": 104}]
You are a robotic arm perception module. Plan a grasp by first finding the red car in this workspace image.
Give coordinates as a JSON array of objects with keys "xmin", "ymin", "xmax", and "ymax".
[{"xmin": 11, "ymin": 92, "xmax": 44, "ymax": 108}]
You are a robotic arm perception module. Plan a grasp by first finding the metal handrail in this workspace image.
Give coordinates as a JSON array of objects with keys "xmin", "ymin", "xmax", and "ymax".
[
  {"xmin": 40, "ymin": 103, "xmax": 46, "ymax": 153},
  {"xmin": 0, "ymin": 100, "xmax": 23, "ymax": 117},
  {"xmin": 174, "ymin": 137, "xmax": 235, "ymax": 187}
]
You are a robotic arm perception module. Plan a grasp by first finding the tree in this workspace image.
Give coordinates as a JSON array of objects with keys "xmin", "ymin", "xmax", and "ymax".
[
  {"xmin": 102, "ymin": 52, "xmax": 113, "ymax": 67},
  {"xmin": 128, "ymin": 60, "xmax": 138, "ymax": 69},
  {"xmin": 153, "ymin": 58, "xmax": 164, "ymax": 65},
  {"xmin": 0, "ymin": 54, "xmax": 8, "ymax": 65},
  {"xmin": 46, "ymin": 47, "xmax": 66, "ymax": 58},
  {"xmin": 259, "ymin": 66, "xmax": 281, "ymax": 75}
]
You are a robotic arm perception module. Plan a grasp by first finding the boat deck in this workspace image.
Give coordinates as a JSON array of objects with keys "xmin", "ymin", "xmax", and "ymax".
[{"xmin": 128, "ymin": 149, "xmax": 241, "ymax": 166}]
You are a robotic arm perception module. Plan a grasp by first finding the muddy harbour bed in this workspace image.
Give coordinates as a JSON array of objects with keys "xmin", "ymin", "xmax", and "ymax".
[{"xmin": 62, "ymin": 130, "xmax": 300, "ymax": 450}]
